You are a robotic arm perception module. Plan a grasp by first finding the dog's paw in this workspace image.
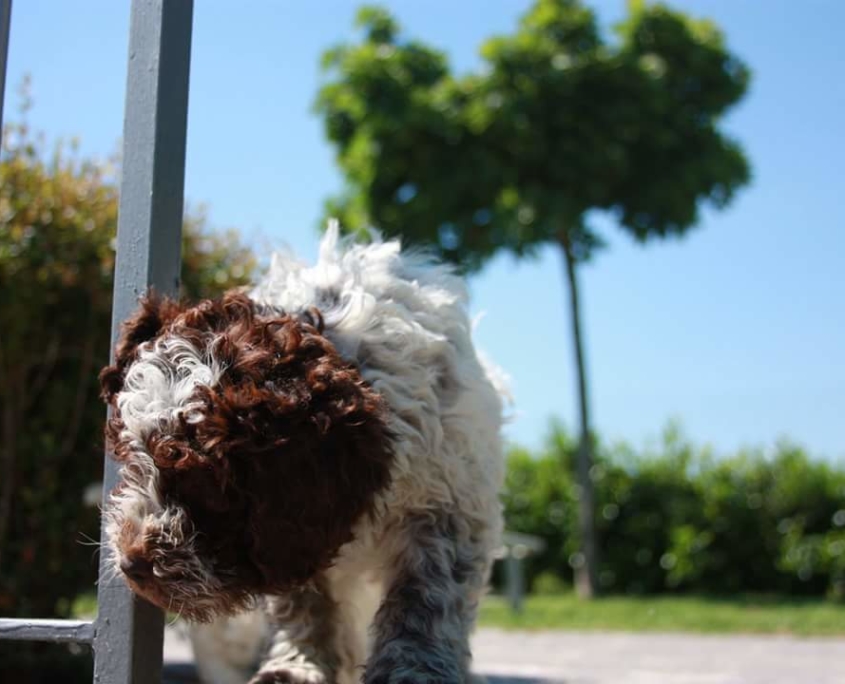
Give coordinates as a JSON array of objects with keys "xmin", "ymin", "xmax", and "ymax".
[{"xmin": 249, "ymin": 665, "xmax": 330, "ymax": 684}]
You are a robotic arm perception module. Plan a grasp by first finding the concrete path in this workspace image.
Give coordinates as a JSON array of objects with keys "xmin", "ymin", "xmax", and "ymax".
[{"xmin": 164, "ymin": 626, "xmax": 845, "ymax": 684}]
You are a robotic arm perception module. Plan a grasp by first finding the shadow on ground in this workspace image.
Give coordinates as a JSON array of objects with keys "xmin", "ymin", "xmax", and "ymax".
[{"xmin": 162, "ymin": 664, "xmax": 554, "ymax": 684}]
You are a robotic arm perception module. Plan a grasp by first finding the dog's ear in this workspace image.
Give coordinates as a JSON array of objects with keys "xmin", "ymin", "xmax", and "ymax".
[
  {"xmin": 240, "ymin": 379, "xmax": 394, "ymax": 589},
  {"xmin": 99, "ymin": 293, "xmax": 183, "ymax": 403}
]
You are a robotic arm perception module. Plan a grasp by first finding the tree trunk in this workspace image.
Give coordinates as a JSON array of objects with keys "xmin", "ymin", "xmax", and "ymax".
[{"xmin": 559, "ymin": 235, "xmax": 599, "ymax": 598}]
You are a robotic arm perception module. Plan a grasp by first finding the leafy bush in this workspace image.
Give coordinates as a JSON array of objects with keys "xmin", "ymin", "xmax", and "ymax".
[
  {"xmin": 502, "ymin": 422, "xmax": 845, "ymax": 597},
  {"xmin": 0, "ymin": 115, "xmax": 257, "ymax": 679}
]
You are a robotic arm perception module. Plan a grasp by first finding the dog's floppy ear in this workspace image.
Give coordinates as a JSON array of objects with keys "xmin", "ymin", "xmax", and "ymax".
[
  {"xmin": 240, "ymin": 381, "xmax": 395, "ymax": 589},
  {"xmin": 99, "ymin": 292, "xmax": 183, "ymax": 403}
]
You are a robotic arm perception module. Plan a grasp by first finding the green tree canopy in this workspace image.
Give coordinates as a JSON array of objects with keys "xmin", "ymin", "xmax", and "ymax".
[{"xmin": 317, "ymin": 0, "xmax": 750, "ymax": 265}]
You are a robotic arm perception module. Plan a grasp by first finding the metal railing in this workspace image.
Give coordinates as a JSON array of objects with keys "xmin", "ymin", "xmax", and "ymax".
[{"xmin": 0, "ymin": 2, "xmax": 194, "ymax": 682}]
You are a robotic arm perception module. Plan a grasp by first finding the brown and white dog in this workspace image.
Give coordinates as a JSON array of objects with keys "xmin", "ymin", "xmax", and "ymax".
[{"xmin": 99, "ymin": 226, "xmax": 506, "ymax": 684}]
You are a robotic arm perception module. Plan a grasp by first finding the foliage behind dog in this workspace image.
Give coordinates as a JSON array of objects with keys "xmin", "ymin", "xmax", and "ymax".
[
  {"xmin": 0, "ymin": 120, "xmax": 256, "ymax": 681},
  {"xmin": 503, "ymin": 421, "xmax": 845, "ymax": 599}
]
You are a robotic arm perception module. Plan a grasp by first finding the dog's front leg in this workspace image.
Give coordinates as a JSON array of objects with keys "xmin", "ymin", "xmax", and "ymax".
[
  {"xmin": 250, "ymin": 581, "xmax": 339, "ymax": 684},
  {"xmin": 365, "ymin": 511, "xmax": 487, "ymax": 684}
]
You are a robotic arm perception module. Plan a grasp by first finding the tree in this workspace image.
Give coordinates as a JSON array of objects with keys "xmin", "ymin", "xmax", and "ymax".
[
  {"xmin": 316, "ymin": 0, "xmax": 750, "ymax": 596},
  {"xmin": 0, "ymin": 109, "xmax": 257, "ymax": 641}
]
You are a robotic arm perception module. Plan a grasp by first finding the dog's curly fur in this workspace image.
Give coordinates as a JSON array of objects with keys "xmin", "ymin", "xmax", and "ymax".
[{"xmin": 100, "ymin": 226, "xmax": 506, "ymax": 683}]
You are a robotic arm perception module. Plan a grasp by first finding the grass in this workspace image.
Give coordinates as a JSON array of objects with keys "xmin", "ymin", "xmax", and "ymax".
[
  {"xmin": 73, "ymin": 590, "xmax": 845, "ymax": 637},
  {"xmin": 478, "ymin": 592, "xmax": 845, "ymax": 636}
]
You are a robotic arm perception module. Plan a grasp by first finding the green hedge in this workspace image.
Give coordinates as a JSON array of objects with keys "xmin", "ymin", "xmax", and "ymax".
[
  {"xmin": 0, "ymin": 116, "xmax": 257, "ymax": 681},
  {"xmin": 503, "ymin": 422, "xmax": 845, "ymax": 597}
]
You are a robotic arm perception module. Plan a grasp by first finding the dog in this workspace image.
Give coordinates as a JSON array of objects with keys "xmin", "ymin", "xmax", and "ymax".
[{"xmin": 99, "ymin": 225, "xmax": 506, "ymax": 683}]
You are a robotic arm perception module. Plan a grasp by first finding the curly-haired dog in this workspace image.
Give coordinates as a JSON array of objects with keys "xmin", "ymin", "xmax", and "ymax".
[{"xmin": 99, "ymin": 227, "xmax": 506, "ymax": 684}]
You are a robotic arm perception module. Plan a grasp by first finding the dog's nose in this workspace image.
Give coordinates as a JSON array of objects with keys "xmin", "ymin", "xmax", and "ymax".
[{"xmin": 120, "ymin": 554, "xmax": 154, "ymax": 582}]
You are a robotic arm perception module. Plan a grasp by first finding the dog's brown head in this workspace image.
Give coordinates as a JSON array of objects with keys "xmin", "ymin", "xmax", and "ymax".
[{"xmin": 99, "ymin": 291, "xmax": 393, "ymax": 621}]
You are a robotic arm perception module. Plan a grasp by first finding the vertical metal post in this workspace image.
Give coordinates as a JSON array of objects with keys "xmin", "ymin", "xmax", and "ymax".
[
  {"xmin": 0, "ymin": 0, "xmax": 12, "ymax": 144},
  {"xmin": 505, "ymin": 554, "xmax": 525, "ymax": 614},
  {"xmin": 93, "ymin": 2, "xmax": 193, "ymax": 683}
]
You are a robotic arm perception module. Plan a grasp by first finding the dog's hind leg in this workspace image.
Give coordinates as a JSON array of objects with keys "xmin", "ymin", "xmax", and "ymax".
[
  {"xmin": 249, "ymin": 580, "xmax": 340, "ymax": 684},
  {"xmin": 364, "ymin": 510, "xmax": 490, "ymax": 684}
]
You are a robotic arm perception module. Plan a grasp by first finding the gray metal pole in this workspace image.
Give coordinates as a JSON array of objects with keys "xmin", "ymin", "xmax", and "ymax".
[
  {"xmin": 93, "ymin": 2, "xmax": 193, "ymax": 683},
  {"xmin": 0, "ymin": 0, "xmax": 12, "ymax": 145},
  {"xmin": 506, "ymin": 554, "xmax": 525, "ymax": 614}
]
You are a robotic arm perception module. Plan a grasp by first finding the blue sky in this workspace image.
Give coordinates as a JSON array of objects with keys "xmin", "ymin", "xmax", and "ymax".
[{"xmin": 7, "ymin": 1, "xmax": 844, "ymax": 458}]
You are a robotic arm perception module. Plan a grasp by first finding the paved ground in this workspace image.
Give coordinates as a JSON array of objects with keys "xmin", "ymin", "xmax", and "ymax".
[
  {"xmin": 164, "ymin": 626, "xmax": 845, "ymax": 684},
  {"xmin": 471, "ymin": 629, "xmax": 845, "ymax": 683}
]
